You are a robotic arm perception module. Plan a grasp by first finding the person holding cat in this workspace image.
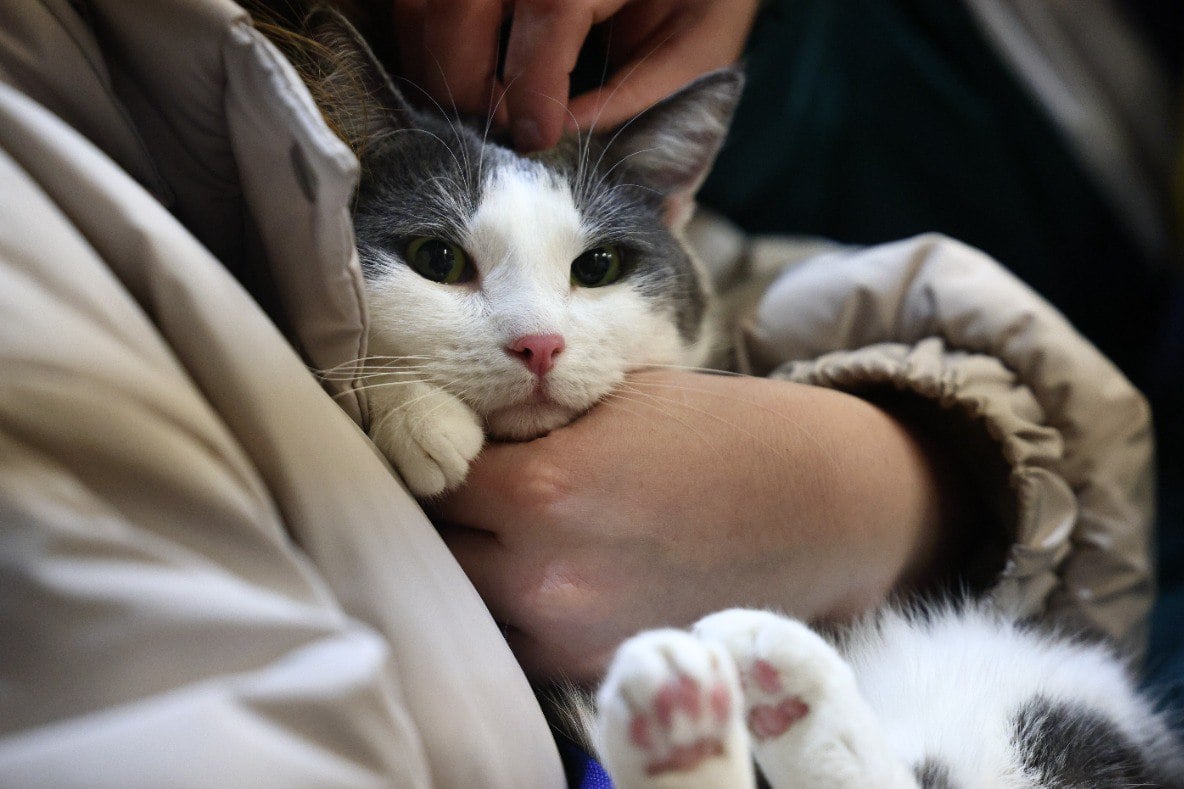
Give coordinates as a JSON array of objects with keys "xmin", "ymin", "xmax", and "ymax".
[
  {"xmin": 389, "ymin": 0, "xmax": 1173, "ymax": 685},
  {"xmin": 0, "ymin": 0, "xmax": 1171, "ymax": 785}
]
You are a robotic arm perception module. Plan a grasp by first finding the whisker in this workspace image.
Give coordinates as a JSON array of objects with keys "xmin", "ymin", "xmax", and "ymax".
[
  {"xmin": 376, "ymin": 92, "xmax": 469, "ymax": 175},
  {"xmin": 598, "ymin": 391, "xmax": 668, "ymax": 427},
  {"xmin": 588, "ymin": 28, "xmax": 679, "ymax": 174},
  {"xmin": 310, "ymin": 357, "xmax": 437, "ymax": 381},
  {"xmin": 603, "ymin": 389, "xmax": 725, "ymax": 460},
  {"xmin": 318, "ymin": 370, "xmax": 430, "ymax": 382},
  {"xmin": 623, "ymin": 377, "xmax": 838, "ymax": 464},
  {"xmin": 424, "ymin": 50, "xmax": 476, "ymax": 192},
  {"xmin": 632, "ymin": 363, "xmax": 745, "ymax": 378},
  {"xmin": 333, "ymin": 377, "xmax": 434, "ymax": 399},
  {"xmin": 366, "ymin": 381, "xmax": 446, "ymax": 436},
  {"xmin": 616, "ymin": 382, "xmax": 785, "ymax": 459}
]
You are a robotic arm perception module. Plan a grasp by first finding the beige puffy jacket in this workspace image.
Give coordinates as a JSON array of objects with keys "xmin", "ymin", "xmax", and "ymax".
[{"xmin": 0, "ymin": 0, "xmax": 1154, "ymax": 786}]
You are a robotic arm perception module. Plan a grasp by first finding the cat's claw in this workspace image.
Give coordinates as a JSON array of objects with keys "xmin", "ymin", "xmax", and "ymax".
[
  {"xmin": 596, "ymin": 629, "xmax": 754, "ymax": 788},
  {"xmin": 366, "ymin": 381, "xmax": 484, "ymax": 496}
]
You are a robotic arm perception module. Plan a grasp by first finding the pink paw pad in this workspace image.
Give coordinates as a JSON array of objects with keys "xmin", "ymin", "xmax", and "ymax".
[
  {"xmin": 741, "ymin": 658, "xmax": 810, "ymax": 741},
  {"xmin": 628, "ymin": 674, "xmax": 733, "ymax": 776}
]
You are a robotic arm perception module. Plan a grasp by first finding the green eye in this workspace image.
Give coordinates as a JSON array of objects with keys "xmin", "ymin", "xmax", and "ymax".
[
  {"xmin": 405, "ymin": 237, "xmax": 473, "ymax": 284},
  {"xmin": 571, "ymin": 245, "xmax": 623, "ymax": 288}
]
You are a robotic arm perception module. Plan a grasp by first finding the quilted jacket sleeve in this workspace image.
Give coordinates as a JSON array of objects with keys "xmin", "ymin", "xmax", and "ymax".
[
  {"xmin": 0, "ymin": 47, "xmax": 562, "ymax": 789},
  {"xmin": 692, "ymin": 213, "xmax": 1156, "ymax": 653}
]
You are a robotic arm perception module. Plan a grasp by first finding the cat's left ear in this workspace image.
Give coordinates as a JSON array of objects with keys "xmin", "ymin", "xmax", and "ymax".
[{"xmin": 600, "ymin": 69, "xmax": 744, "ymax": 230}]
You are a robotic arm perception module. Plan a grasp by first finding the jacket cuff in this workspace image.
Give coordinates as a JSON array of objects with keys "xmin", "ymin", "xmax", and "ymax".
[
  {"xmin": 728, "ymin": 233, "xmax": 1155, "ymax": 655},
  {"xmin": 771, "ymin": 339, "xmax": 1073, "ymax": 614}
]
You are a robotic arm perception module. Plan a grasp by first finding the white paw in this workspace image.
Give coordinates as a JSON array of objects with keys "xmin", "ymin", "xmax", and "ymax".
[
  {"xmin": 367, "ymin": 381, "xmax": 485, "ymax": 496},
  {"xmin": 693, "ymin": 610, "xmax": 914, "ymax": 789},
  {"xmin": 693, "ymin": 609, "xmax": 849, "ymax": 743},
  {"xmin": 596, "ymin": 629, "xmax": 753, "ymax": 788}
]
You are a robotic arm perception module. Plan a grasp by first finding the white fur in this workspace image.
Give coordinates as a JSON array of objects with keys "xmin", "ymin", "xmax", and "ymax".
[
  {"xmin": 597, "ymin": 629, "xmax": 754, "ymax": 789},
  {"xmin": 595, "ymin": 605, "xmax": 1171, "ymax": 789},
  {"xmin": 364, "ymin": 160, "xmax": 693, "ymax": 495},
  {"xmin": 841, "ymin": 605, "xmax": 1158, "ymax": 786},
  {"xmin": 695, "ymin": 609, "xmax": 916, "ymax": 788}
]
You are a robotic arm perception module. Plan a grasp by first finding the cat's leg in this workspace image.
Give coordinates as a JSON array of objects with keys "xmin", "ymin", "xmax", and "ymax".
[
  {"xmin": 596, "ymin": 628, "xmax": 755, "ymax": 789},
  {"xmin": 366, "ymin": 378, "xmax": 484, "ymax": 496},
  {"xmin": 693, "ymin": 609, "xmax": 917, "ymax": 789}
]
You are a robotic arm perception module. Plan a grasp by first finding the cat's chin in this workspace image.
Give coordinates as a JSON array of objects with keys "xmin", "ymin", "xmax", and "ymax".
[{"xmin": 483, "ymin": 403, "xmax": 582, "ymax": 442}]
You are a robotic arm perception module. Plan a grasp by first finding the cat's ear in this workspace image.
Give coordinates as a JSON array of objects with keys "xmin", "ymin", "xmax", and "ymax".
[
  {"xmin": 288, "ymin": 7, "xmax": 416, "ymax": 153},
  {"xmin": 600, "ymin": 69, "xmax": 744, "ymax": 230}
]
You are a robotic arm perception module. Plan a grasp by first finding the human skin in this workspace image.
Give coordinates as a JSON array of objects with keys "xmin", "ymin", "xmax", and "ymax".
[
  {"xmin": 433, "ymin": 369, "xmax": 952, "ymax": 684},
  {"xmin": 388, "ymin": 0, "xmax": 761, "ymax": 151}
]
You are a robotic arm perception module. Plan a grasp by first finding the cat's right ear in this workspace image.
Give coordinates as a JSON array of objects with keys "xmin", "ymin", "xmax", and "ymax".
[{"xmin": 288, "ymin": 8, "xmax": 415, "ymax": 153}]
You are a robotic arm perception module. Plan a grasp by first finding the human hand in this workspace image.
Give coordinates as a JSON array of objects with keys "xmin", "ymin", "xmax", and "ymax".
[
  {"xmin": 389, "ymin": 0, "xmax": 760, "ymax": 151},
  {"xmin": 433, "ymin": 370, "xmax": 950, "ymax": 683}
]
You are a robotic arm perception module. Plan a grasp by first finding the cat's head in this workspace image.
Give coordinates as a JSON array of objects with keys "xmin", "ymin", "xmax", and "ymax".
[{"xmin": 300, "ymin": 10, "xmax": 742, "ymax": 440}]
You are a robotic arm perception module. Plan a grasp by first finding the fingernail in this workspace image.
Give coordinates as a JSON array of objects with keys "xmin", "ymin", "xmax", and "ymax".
[{"xmin": 513, "ymin": 118, "xmax": 544, "ymax": 152}]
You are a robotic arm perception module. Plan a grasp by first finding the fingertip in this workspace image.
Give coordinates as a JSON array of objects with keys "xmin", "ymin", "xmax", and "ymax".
[
  {"xmin": 568, "ymin": 90, "xmax": 633, "ymax": 134},
  {"xmin": 506, "ymin": 91, "xmax": 566, "ymax": 151},
  {"xmin": 512, "ymin": 117, "xmax": 546, "ymax": 152},
  {"xmin": 566, "ymin": 93, "xmax": 603, "ymax": 132}
]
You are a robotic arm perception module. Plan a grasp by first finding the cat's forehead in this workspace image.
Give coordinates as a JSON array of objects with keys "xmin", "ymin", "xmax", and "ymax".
[
  {"xmin": 460, "ymin": 158, "xmax": 583, "ymax": 290},
  {"xmin": 473, "ymin": 160, "xmax": 581, "ymax": 234}
]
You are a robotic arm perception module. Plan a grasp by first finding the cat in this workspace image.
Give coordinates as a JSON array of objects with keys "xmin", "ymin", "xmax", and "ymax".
[
  {"xmin": 594, "ymin": 603, "xmax": 1184, "ymax": 788},
  {"xmin": 268, "ymin": 8, "xmax": 1184, "ymax": 788},
  {"xmin": 269, "ymin": 8, "xmax": 724, "ymax": 497}
]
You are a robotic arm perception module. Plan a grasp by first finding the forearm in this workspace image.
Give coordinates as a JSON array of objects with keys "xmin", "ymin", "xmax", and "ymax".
[
  {"xmin": 629, "ymin": 372, "xmax": 952, "ymax": 622},
  {"xmin": 436, "ymin": 369, "xmax": 958, "ymax": 682}
]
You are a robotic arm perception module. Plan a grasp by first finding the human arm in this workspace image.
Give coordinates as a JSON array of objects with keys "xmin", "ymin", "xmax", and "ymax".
[
  {"xmin": 435, "ymin": 369, "xmax": 962, "ymax": 683},
  {"xmin": 387, "ymin": 0, "xmax": 760, "ymax": 150}
]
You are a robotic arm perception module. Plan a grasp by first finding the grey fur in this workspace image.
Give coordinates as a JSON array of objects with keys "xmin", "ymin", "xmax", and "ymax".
[
  {"xmin": 1012, "ymin": 695, "xmax": 1184, "ymax": 788},
  {"xmin": 913, "ymin": 758, "xmax": 958, "ymax": 789}
]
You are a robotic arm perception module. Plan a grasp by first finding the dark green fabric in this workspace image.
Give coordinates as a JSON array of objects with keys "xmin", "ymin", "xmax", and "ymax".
[
  {"xmin": 698, "ymin": 0, "xmax": 1183, "ymax": 715},
  {"xmin": 699, "ymin": 0, "xmax": 1172, "ymax": 383}
]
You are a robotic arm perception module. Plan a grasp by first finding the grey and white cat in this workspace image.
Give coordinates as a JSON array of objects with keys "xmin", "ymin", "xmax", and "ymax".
[{"xmin": 279, "ymin": 9, "xmax": 1184, "ymax": 788}]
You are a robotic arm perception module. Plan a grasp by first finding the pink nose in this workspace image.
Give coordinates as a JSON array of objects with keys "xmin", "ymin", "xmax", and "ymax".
[{"xmin": 506, "ymin": 333, "xmax": 565, "ymax": 377}]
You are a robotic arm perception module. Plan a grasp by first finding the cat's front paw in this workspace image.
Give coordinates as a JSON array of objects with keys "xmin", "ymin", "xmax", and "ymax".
[
  {"xmin": 596, "ymin": 629, "xmax": 754, "ymax": 788},
  {"xmin": 693, "ymin": 609, "xmax": 915, "ymax": 789},
  {"xmin": 693, "ymin": 610, "xmax": 841, "ymax": 744},
  {"xmin": 367, "ymin": 381, "xmax": 484, "ymax": 496}
]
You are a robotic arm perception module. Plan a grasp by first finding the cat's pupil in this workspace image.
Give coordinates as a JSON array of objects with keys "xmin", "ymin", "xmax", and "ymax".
[
  {"xmin": 571, "ymin": 246, "xmax": 621, "ymax": 288},
  {"xmin": 406, "ymin": 237, "xmax": 470, "ymax": 284},
  {"xmin": 416, "ymin": 240, "xmax": 455, "ymax": 279}
]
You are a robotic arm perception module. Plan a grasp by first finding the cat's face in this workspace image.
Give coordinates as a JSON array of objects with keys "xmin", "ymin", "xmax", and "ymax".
[{"xmin": 305, "ymin": 12, "xmax": 741, "ymax": 440}]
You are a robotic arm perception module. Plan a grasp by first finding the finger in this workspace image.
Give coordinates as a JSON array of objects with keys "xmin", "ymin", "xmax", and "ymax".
[
  {"xmin": 502, "ymin": 1, "xmax": 627, "ymax": 151},
  {"xmin": 488, "ymin": 77, "xmax": 511, "ymax": 130},
  {"xmin": 392, "ymin": 1, "xmax": 428, "ymax": 95},
  {"xmin": 566, "ymin": 0, "xmax": 755, "ymax": 134},
  {"xmin": 437, "ymin": 521, "xmax": 524, "ymax": 624},
  {"xmin": 418, "ymin": 1, "xmax": 507, "ymax": 117},
  {"xmin": 567, "ymin": 45, "xmax": 710, "ymax": 132},
  {"xmin": 438, "ymin": 516, "xmax": 542, "ymax": 634}
]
